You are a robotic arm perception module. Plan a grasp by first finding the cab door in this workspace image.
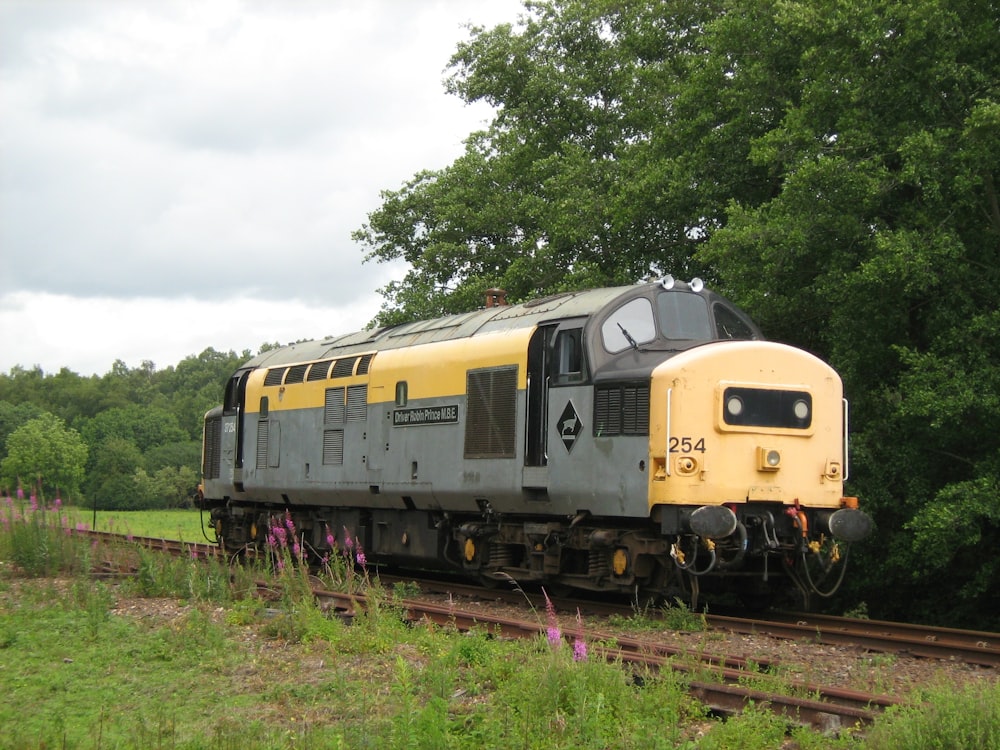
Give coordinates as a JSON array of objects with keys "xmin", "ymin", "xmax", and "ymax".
[{"xmin": 523, "ymin": 320, "xmax": 588, "ymax": 491}]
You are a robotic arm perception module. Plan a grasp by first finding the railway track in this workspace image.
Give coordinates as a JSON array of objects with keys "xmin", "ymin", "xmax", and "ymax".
[
  {"xmin": 709, "ymin": 611, "xmax": 1000, "ymax": 668},
  {"xmin": 375, "ymin": 572, "xmax": 1000, "ymax": 669},
  {"xmin": 310, "ymin": 584, "xmax": 895, "ymax": 732},
  {"xmin": 81, "ymin": 531, "xmax": 998, "ymax": 731}
]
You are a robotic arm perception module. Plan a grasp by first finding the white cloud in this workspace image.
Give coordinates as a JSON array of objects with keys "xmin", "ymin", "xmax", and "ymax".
[{"xmin": 0, "ymin": 0, "xmax": 523, "ymax": 376}]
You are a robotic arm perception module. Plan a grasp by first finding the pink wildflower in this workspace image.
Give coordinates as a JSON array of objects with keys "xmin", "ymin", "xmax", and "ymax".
[
  {"xmin": 30, "ymin": 494, "xmax": 38, "ymax": 512},
  {"xmin": 190, "ymin": 549, "xmax": 198, "ymax": 560},
  {"xmin": 325, "ymin": 524, "xmax": 335, "ymax": 548},
  {"xmin": 572, "ymin": 609, "xmax": 588, "ymax": 662},
  {"xmin": 355, "ymin": 540, "xmax": 366, "ymax": 568},
  {"xmin": 543, "ymin": 589, "xmax": 561, "ymax": 647},
  {"xmin": 284, "ymin": 510, "xmax": 295, "ymax": 535},
  {"xmin": 54, "ymin": 497, "xmax": 62, "ymax": 510},
  {"xmin": 343, "ymin": 528, "xmax": 353, "ymax": 549},
  {"xmin": 16, "ymin": 486, "xmax": 24, "ymax": 500}
]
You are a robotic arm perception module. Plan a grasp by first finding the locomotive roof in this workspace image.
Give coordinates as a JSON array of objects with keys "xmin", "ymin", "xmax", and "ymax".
[{"xmin": 240, "ymin": 285, "xmax": 635, "ymax": 370}]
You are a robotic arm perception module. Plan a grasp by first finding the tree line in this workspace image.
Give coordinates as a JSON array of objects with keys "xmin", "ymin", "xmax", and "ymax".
[
  {"xmin": 0, "ymin": 349, "xmax": 249, "ymax": 510},
  {"xmin": 353, "ymin": 0, "xmax": 999, "ymax": 628}
]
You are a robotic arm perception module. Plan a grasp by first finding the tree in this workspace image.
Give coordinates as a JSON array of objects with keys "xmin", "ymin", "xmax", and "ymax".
[
  {"xmin": 85, "ymin": 436, "xmax": 146, "ymax": 510},
  {"xmin": 0, "ymin": 400, "xmax": 44, "ymax": 464},
  {"xmin": 354, "ymin": 0, "xmax": 723, "ymax": 323},
  {"xmin": 80, "ymin": 405, "xmax": 187, "ymax": 454},
  {"xmin": 355, "ymin": 0, "xmax": 1000, "ymax": 625},
  {"xmin": 0, "ymin": 413, "xmax": 88, "ymax": 499},
  {"xmin": 691, "ymin": 0, "xmax": 1000, "ymax": 624}
]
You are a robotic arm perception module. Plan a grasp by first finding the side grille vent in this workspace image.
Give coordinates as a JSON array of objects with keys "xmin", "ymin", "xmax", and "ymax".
[
  {"xmin": 594, "ymin": 383, "xmax": 650, "ymax": 436},
  {"xmin": 203, "ymin": 415, "xmax": 222, "ymax": 480},
  {"xmin": 285, "ymin": 364, "xmax": 308, "ymax": 384},
  {"xmin": 346, "ymin": 384, "xmax": 367, "ymax": 421},
  {"xmin": 264, "ymin": 368, "xmax": 286, "ymax": 386},
  {"xmin": 256, "ymin": 420, "xmax": 269, "ymax": 468},
  {"xmin": 357, "ymin": 353, "xmax": 374, "ymax": 375},
  {"xmin": 464, "ymin": 366, "xmax": 518, "ymax": 459},
  {"xmin": 332, "ymin": 358, "xmax": 357, "ymax": 378},
  {"xmin": 325, "ymin": 387, "xmax": 346, "ymax": 423},
  {"xmin": 307, "ymin": 360, "xmax": 333, "ymax": 381},
  {"xmin": 323, "ymin": 429, "xmax": 344, "ymax": 465}
]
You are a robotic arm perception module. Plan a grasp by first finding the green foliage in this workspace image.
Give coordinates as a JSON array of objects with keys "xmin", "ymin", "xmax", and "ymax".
[
  {"xmin": 865, "ymin": 680, "xmax": 1000, "ymax": 750},
  {"xmin": 0, "ymin": 499, "xmax": 87, "ymax": 577},
  {"xmin": 0, "ymin": 412, "xmax": 88, "ymax": 498},
  {"xmin": 356, "ymin": 0, "xmax": 1000, "ymax": 627},
  {"xmin": 0, "ymin": 400, "xmax": 44, "ymax": 464},
  {"xmin": 0, "ymin": 348, "xmax": 250, "ymax": 512}
]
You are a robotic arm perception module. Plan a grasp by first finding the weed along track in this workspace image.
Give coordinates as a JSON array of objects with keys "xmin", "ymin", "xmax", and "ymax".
[{"xmin": 80, "ymin": 529, "xmax": 999, "ymax": 734}]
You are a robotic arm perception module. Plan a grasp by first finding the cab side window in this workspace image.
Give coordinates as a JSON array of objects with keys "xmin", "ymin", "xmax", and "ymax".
[{"xmin": 553, "ymin": 328, "xmax": 586, "ymax": 384}]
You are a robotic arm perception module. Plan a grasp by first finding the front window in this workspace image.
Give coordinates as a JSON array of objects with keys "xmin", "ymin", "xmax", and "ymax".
[
  {"xmin": 601, "ymin": 298, "xmax": 657, "ymax": 353},
  {"xmin": 656, "ymin": 292, "xmax": 712, "ymax": 340}
]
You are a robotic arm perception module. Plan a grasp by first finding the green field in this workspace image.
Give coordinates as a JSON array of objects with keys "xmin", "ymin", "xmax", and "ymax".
[{"xmin": 77, "ymin": 508, "xmax": 210, "ymax": 543}]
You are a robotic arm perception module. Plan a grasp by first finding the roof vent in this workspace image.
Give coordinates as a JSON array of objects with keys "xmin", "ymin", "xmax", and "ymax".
[{"xmin": 485, "ymin": 288, "xmax": 509, "ymax": 308}]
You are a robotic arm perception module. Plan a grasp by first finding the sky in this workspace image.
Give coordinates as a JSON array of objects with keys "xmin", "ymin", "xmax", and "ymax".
[{"xmin": 0, "ymin": 0, "xmax": 524, "ymax": 377}]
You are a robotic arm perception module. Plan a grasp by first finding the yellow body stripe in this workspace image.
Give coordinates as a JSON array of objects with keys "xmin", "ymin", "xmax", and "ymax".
[{"xmin": 244, "ymin": 329, "xmax": 533, "ymax": 415}]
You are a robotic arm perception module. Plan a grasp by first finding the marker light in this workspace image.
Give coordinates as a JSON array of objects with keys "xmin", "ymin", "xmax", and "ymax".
[{"xmin": 758, "ymin": 447, "xmax": 781, "ymax": 471}]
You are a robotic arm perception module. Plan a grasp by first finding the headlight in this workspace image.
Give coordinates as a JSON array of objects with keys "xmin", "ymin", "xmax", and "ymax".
[
  {"xmin": 726, "ymin": 395, "xmax": 744, "ymax": 417},
  {"xmin": 793, "ymin": 399, "xmax": 810, "ymax": 421}
]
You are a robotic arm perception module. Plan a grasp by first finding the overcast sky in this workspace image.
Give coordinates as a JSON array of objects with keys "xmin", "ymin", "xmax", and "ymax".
[{"xmin": 0, "ymin": 0, "xmax": 524, "ymax": 376}]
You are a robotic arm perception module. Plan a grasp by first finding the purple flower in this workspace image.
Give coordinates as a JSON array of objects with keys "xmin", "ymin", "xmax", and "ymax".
[
  {"xmin": 54, "ymin": 497, "xmax": 62, "ymax": 510},
  {"xmin": 190, "ymin": 549, "xmax": 198, "ymax": 560},
  {"xmin": 325, "ymin": 524, "xmax": 335, "ymax": 549},
  {"xmin": 543, "ymin": 589, "xmax": 561, "ymax": 647},
  {"xmin": 343, "ymin": 529, "xmax": 354, "ymax": 549},
  {"xmin": 284, "ymin": 510, "xmax": 295, "ymax": 535},
  {"xmin": 572, "ymin": 608, "xmax": 587, "ymax": 661},
  {"xmin": 273, "ymin": 526, "xmax": 287, "ymax": 547},
  {"xmin": 29, "ymin": 494, "xmax": 38, "ymax": 511},
  {"xmin": 355, "ymin": 541, "xmax": 366, "ymax": 568},
  {"xmin": 16, "ymin": 486, "xmax": 24, "ymax": 500}
]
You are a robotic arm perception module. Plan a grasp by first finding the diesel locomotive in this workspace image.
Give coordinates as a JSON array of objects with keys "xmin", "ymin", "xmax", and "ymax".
[{"xmin": 198, "ymin": 279, "xmax": 871, "ymax": 608}]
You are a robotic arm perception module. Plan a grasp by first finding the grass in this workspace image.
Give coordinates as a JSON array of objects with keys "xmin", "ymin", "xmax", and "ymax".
[
  {"xmin": 2, "ymin": 501, "xmax": 999, "ymax": 749},
  {"xmin": 83, "ymin": 507, "xmax": 210, "ymax": 543}
]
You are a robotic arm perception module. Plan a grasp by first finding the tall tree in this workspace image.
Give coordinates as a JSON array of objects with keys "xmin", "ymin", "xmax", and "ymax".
[
  {"xmin": 354, "ymin": 0, "xmax": 724, "ymax": 324},
  {"xmin": 694, "ymin": 0, "xmax": 1000, "ymax": 624},
  {"xmin": 355, "ymin": 0, "xmax": 1000, "ymax": 625}
]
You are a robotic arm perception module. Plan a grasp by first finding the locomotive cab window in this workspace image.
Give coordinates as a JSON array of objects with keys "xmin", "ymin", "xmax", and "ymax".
[
  {"xmin": 656, "ymin": 291, "xmax": 712, "ymax": 340},
  {"xmin": 395, "ymin": 381, "xmax": 408, "ymax": 406},
  {"xmin": 713, "ymin": 303, "xmax": 757, "ymax": 340},
  {"xmin": 601, "ymin": 298, "xmax": 656, "ymax": 353},
  {"xmin": 552, "ymin": 328, "xmax": 586, "ymax": 384}
]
